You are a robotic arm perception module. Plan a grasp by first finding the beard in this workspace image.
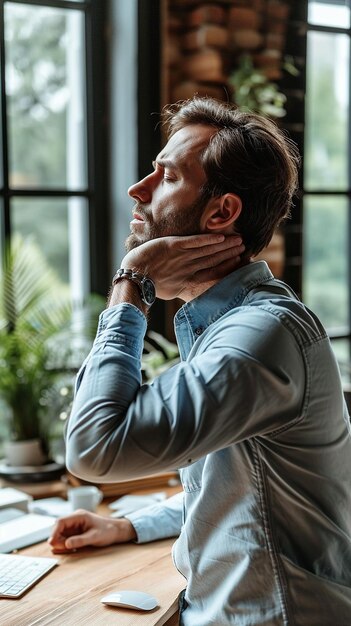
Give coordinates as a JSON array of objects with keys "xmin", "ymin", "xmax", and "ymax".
[{"xmin": 125, "ymin": 191, "xmax": 210, "ymax": 252}]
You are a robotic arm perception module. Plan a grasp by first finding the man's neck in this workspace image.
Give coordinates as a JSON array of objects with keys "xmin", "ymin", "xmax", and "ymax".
[{"xmin": 180, "ymin": 258, "xmax": 251, "ymax": 303}]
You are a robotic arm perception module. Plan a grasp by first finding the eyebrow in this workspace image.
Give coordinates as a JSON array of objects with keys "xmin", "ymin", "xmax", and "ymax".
[{"xmin": 153, "ymin": 158, "xmax": 179, "ymax": 170}]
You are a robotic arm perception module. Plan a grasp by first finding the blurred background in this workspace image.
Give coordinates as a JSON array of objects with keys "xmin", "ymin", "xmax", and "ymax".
[{"xmin": 1, "ymin": 0, "xmax": 351, "ymax": 456}]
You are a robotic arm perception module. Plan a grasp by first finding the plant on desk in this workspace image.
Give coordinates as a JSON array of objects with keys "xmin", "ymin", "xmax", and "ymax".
[{"xmin": 0, "ymin": 235, "xmax": 101, "ymax": 469}]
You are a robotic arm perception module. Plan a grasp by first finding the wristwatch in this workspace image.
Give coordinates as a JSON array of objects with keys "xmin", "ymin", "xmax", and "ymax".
[{"xmin": 112, "ymin": 268, "xmax": 156, "ymax": 307}]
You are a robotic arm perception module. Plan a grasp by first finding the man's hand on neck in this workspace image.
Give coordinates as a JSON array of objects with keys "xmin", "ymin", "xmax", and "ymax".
[{"xmin": 109, "ymin": 234, "xmax": 245, "ymax": 311}]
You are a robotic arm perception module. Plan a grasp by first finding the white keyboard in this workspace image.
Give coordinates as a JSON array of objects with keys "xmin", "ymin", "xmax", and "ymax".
[{"xmin": 0, "ymin": 554, "xmax": 58, "ymax": 598}]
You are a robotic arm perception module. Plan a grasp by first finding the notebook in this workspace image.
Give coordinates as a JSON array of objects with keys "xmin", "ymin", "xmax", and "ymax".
[
  {"xmin": 0, "ymin": 513, "xmax": 56, "ymax": 553},
  {"xmin": 0, "ymin": 487, "xmax": 32, "ymax": 512}
]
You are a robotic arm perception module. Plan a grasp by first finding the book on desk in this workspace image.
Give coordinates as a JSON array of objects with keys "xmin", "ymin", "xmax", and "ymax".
[{"xmin": 0, "ymin": 487, "xmax": 56, "ymax": 553}]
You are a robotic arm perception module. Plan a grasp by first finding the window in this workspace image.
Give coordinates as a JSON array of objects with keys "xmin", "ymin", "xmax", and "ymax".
[
  {"xmin": 0, "ymin": 0, "xmax": 109, "ymax": 301},
  {"xmin": 304, "ymin": 0, "xmax": 351, "ymax": 366}
]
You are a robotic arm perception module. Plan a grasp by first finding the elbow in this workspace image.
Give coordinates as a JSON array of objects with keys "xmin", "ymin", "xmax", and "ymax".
[
  {"xmin": 65, "ymin": 426, "xmax": 138, "ymax": 483},
  {"xmin": 65, "ymin": 427, "xmax": 116, "ymax": 483},
  {"xmin": 65, "ymin": 446, "xmax": 120, "ymax": 483},
  {"xmin": 65, "ymin": 400, "xmax": 127, "ymax": 482},
  {"xmin": 65, "ymin": 444, "xmax": 102, "ymax": 483}
]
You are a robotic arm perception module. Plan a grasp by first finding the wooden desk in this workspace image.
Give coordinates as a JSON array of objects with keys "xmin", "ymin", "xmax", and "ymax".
[{"xmin": 1, "ymin": 497, "xmax": 185, "ymax": 625}]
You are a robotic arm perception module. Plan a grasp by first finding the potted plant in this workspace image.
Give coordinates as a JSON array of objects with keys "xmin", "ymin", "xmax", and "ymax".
[
  {"xmin": 0, "ymin": 235, "xmax": 96, "ymax": 468},
  {"xmin": 229, "ymin": 54, "xmax": 288, "ymax": 118}
]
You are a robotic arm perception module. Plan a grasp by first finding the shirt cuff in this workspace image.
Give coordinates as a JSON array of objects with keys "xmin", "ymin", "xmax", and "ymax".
[{"xmin": 125, "ymin": 496, "xmax": 183, "ymax": 544}]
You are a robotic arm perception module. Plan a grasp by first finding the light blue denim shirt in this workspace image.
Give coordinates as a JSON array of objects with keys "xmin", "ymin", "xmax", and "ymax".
[{"xmin": 66, "ymin": 261, "xmax": 351, "ymax": 626}]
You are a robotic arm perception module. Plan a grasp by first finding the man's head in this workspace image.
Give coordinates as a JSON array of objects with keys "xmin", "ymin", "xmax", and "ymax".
[
  {"xmin": 127, "ymin": 97, "xmax": 300, "ymax": 257},
  {"xmin": 126, "ymin": 124, "xmax": 217, "ymax": 251}
]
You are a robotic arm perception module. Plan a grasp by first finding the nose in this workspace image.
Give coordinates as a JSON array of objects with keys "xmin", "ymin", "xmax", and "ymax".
[{"xmin": 128, "ymin": 171, "xmax": 157, "ymax": 203}]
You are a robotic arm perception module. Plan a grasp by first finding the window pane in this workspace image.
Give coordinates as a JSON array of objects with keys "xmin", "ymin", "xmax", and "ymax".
[
  {"xmin": 331, "ymin": 339, "xmax": 351, "ymax": 384},
  {"xmin": 304, "ymin": 31, "xmax": 349, "ymax": 191},
  {"xmin": 303, "ymin": 195, "xmax": 349, "ymax": 331},
  {"xmin": 5, "ymin": 3, "xmax": 87, "ymax": 190},
  {"xmin": 12, "ymin": 197, "xmax": 90, "ymax": 299},
  {"xmin": 308, "ymin": 1, "xmax": 350, "ymax": 28},
  {"xmin": 12, "ymin": 198, "xmax": 69, "ymax": 281}
]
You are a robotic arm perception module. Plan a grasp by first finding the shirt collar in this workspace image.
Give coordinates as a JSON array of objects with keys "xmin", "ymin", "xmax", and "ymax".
[{"xmin": 174, "ymin": 261, "xmax": 274, "ymax": 340}]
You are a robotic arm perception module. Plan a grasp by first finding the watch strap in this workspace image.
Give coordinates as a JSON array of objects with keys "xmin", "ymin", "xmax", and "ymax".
[
  {"xmin": 112, "ymin": 268, "xmax": 156, "ymax": 306},
  {"xmin": 112, "ymin": 268, "xmax": 143, "ymax": 286}
]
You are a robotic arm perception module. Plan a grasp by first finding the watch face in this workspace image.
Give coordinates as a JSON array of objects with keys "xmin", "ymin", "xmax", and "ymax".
[{"xmin": 142, "ymin": 278, "xmax": 156, "ymax": 306}]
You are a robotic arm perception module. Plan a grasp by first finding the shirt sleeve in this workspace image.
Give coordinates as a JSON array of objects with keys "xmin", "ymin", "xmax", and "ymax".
[
  {"xmin": 125, "ymin": 491, "xmax": 183, "ymax": 543},
  {"xmin": 65, "ymin": 301, "xmax": 305, "ymax": 482}
]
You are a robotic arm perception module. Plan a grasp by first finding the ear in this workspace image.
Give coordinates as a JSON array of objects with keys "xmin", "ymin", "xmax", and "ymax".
[{"xmin": 200, "ymin": 193, "xmax": 242, "ymax": 233}]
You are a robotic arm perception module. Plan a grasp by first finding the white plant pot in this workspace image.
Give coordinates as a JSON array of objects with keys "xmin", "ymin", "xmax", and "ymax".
[{"xmin": 4, "ymin": 439, "xmax": 48, "ymax": 467}]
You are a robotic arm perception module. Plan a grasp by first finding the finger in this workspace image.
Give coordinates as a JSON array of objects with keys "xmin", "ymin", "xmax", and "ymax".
[
  {"xmin": 47, "ymin": 531, "xmax": 62, "ymax": 545},
  {"xmin": 50, "ymin": 543, "xmax": 75, "ymax": 554},
  {"xmin": 178, "ymin": 236, "xmax": 243, "ymax": 257},
  {"xmin": 189, "ymin": 237, "xmax": 244, "ymax": 258},
  {"xmin": 48, "ymin": 512, "xmax": 90, "ymax": 543},
  {"xmin": 48, "ymin": 536, "xmax": 67, "ymax": 551},
  {"xmin": 51, "ymin": 547, "xmax": 73, "ymax": 554},
  {"xmin": 194, "ymin": 255, "xmax": 244, "ymax": 283},
  {"xmin": 190, "ymin": 243, "xmax": 245, "ymax": 271},
  {"xmin": 48, "ymin": 530, "xmax": 77, "ymax": 553},
  {"xmin": 48, "ymin": 526, "xmax": 75, "ymax": 552},
  {"xmin": 48, "ymin": 521, "xmax": 67, "ymax": 545},
  {"xmin": 172, "ymin": 247, "xmax": 244, "ymax": 299},
  {"xmin": 174, "ymin": 234, "xmax": 225, "ymax": 249},
  {"xmin": 65, "ymin": 529, "xmax": 97, "ymax": 550}
]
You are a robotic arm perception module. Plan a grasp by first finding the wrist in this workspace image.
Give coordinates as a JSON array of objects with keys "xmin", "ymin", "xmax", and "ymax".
[
  {"xmin": 111, "ymin": 517, "xmax": 137, "ymax": 543},
  {"xmin": 109, "ymin": 279, "xmax": 149, "ymax": 315},
  {"xmin": 112, "ymin": 268, "xmax": 156, "ymax": 308}
]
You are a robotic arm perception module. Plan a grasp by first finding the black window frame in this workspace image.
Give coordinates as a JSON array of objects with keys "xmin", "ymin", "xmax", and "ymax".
[
  {"xmin": 282, "ymin": 0, "xmax": 351, "ymax": 358},
  {"xmin": 303, "ymin": 0, "xmax": 351, "ymax": 350},
  {"xmin": 0, "ymin": 0, "xmax": 110, "ymax": 297}
]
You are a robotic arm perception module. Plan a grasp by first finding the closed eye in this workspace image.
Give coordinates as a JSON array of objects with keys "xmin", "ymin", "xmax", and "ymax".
[
  {"xmin": 163, "ymin": 172, "xmax": 176, "ymax": 182},
  {"xmin": 152, "ymin": 159, "xmax": 178, "ymax": 182}
]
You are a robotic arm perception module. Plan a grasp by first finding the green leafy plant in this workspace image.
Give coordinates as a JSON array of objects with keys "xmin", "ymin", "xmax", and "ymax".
[
  {"xmin": 229, "ymin": 54, "xmax": 287, "ymax": 119},
  {"xmin": 0, "ymin": 234, "xmax": 181, "ymax": 460},
  {"xmin": 142, "ymin": 330, "xmax": 179, "ymax": 382},
  {"xmin": 0, "ymin": 235, "xmax": 102, "ymax": 456}
]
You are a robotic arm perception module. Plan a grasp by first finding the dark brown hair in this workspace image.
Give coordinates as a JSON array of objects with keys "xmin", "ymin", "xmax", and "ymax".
[{"xmin": 163, "ymin": 97, "xmax": 300, "ymax": 256}]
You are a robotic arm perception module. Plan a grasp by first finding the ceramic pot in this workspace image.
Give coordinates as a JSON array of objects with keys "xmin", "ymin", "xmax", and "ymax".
[{"xmin": 4, "ymin": 439, "xmax": 48, "ymax": 467}]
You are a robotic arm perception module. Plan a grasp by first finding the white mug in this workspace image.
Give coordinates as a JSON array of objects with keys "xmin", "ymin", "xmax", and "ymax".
[{"xmin": 68, "ymin": 486, "xmax": 103, "ymax": 512}]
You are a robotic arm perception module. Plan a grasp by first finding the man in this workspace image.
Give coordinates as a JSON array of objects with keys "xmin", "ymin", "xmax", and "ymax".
[{"xmin": 49, "ymin": 97, "xmax": 351, "ymax": 625}]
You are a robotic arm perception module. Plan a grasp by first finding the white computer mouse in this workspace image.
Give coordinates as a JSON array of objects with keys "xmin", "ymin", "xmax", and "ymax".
[{"xmin": 100, "ymin": 589, "xmax": 158, "ymax": 611}]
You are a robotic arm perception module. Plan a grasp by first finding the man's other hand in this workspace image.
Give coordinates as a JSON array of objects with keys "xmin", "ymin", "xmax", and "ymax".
[{"xmin": 48, "ymin": 510, "xmax": 137, "ymax": 553}]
